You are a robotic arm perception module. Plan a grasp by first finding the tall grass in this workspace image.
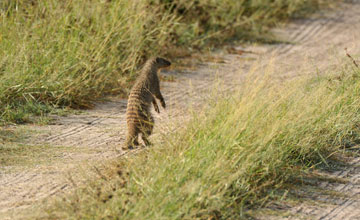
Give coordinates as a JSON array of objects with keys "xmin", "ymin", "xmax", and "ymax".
[
  {"xmin": 0, "ymin": 0, "xmax": 177, "ymax": 123},
  {"xmin": 46, "ymin": 63, "xmax": 360, "ymax": 219},
  {"xmin": 0, "ymin": 0, "xmax": 328, "ymax": 123}
]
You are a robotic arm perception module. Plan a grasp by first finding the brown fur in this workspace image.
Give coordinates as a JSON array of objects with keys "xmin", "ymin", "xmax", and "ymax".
[{"xmin": 124, "ymin": 57, "xmax": 171, "ymax": 149}]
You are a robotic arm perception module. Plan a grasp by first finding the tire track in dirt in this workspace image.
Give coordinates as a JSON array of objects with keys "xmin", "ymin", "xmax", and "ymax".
[
  {"xmin": 1, "ymin": 1, "xmax": 360, "ymax": 219},
  {"xmin": 308, "ymin": 157, "xmax": 360, "ymax": 220},
  {"xmin": 255, "ymin": 1, "xmax": 360, "ymax": 218}
]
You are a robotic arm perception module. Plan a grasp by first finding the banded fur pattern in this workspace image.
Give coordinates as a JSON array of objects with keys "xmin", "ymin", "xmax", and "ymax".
[{"xmin": 124, "ymin": 57, "xmax": 171, "ymax": 149}]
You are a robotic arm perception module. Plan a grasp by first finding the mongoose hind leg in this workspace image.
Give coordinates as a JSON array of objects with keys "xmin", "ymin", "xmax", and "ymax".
[
  {"xmin": 126, "ymin": 138, "xmax": 139, "ymax": 150},
  {"xmin": 141, "ymin": 135, "xmax": 152, "ymax": 147}
]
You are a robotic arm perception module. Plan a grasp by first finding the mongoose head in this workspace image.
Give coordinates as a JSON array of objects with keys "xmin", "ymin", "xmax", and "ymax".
[{"xmin": 154, "ymin": 57, "xmax": 171, "ymax": 69}]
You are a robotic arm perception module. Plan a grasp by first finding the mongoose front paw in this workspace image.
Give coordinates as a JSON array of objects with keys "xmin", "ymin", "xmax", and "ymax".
[
  {"xmin": 161, "ymin": 101, "xmax": 166, "ymax": 109},
  {"xmin": 154, "ymin": 104, "xmax": 160, "ymax": 113}
]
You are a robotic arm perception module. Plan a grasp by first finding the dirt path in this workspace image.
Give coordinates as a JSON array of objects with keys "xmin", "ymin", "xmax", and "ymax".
[{"xmin": 1, "ymin": 1, "xmax": 360, "ymax": 219}]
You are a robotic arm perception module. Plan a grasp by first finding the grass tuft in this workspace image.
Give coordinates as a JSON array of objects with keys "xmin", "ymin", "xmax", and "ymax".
[
  {"xmin": 45, "ymin": 61, "xmax": 360, "ymax": 219},
  {"xmin": 0, "ymin": 0, "xmax": 330, "ymax": 123}
]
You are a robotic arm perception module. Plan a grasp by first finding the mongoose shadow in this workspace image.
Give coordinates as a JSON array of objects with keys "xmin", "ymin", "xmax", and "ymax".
[{"xmin": 124, "ymin": 57, "xmax": 171, "ymax": 150}]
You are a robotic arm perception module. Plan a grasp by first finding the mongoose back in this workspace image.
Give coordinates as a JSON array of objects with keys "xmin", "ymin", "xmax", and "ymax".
[{"xmin": 124, "ymin": 57, "xmax": 171, "ymax": 149}]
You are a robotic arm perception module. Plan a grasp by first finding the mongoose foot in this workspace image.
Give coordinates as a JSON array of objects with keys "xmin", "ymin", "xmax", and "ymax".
[
  {"xmin": 142, "ymin": 137, "xmax": 152, "ymax": 147},
  {"xmin": 141, "ymin": 143, "xmax": 152, "ymax": 148},
  {"xmin": 122, "ymin": 144, "xmax": 135, "ymax": 150}
]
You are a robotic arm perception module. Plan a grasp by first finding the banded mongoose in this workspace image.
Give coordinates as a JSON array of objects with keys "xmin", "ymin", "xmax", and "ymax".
[{"xmin": 124, "ymin": 57, "xmax": 171, "ymax": 150}]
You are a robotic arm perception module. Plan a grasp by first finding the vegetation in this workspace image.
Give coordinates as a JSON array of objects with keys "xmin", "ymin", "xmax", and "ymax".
[
  {"xmin": 2, "ymin": 1, "xmax": 348, "ymax": 218},
  {"xmin": 0, "ymin": 0, "xmax": 328, "ymax": 123},
  {"xmin": 46, "ymin": 62, "xmax": 360, "ymax": 219}
]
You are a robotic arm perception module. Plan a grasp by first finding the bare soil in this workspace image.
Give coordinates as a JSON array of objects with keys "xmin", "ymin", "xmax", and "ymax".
[{"xmin": 1, "ymin": 1, "xmax": 360, "ymax": 219}]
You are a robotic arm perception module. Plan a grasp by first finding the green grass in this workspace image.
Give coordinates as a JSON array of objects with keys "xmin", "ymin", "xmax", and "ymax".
[
  {"xmin": 0, "ymin": 0, "xmax": 330, "ymax": 124},
  {"xmin": 44, "ymin": 61, "xmax": 360, "ymax": 219}
]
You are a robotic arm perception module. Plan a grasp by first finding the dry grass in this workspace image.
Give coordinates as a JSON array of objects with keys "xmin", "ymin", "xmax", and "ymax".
[
  {"xmin": 0, "ymin": 0, "xmax": 330, "ymax": 124},
  {"xmin": 44, "ymin": 60, "xmax": 360, "ymax": 219}
]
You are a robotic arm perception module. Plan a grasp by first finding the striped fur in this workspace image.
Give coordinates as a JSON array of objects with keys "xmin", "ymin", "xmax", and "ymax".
[{"xmin": 124, "ymin": 57, "xmax": 171, "ymax": 149}]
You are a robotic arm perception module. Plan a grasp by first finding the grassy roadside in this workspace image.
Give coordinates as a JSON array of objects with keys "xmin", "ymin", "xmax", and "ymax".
[
  {"xmin": 44, "ymin": 61, "xmax": 360, "ymax": 219},
  {"xmin": 0, "ymin": 0, "xmax": 330, "ymax": 124}
]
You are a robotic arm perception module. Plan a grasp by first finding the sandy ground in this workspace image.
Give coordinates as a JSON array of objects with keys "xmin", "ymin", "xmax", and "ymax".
[{"xmin": 1, "ymin": 1, "xmax": 360, "ymax": 219}]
